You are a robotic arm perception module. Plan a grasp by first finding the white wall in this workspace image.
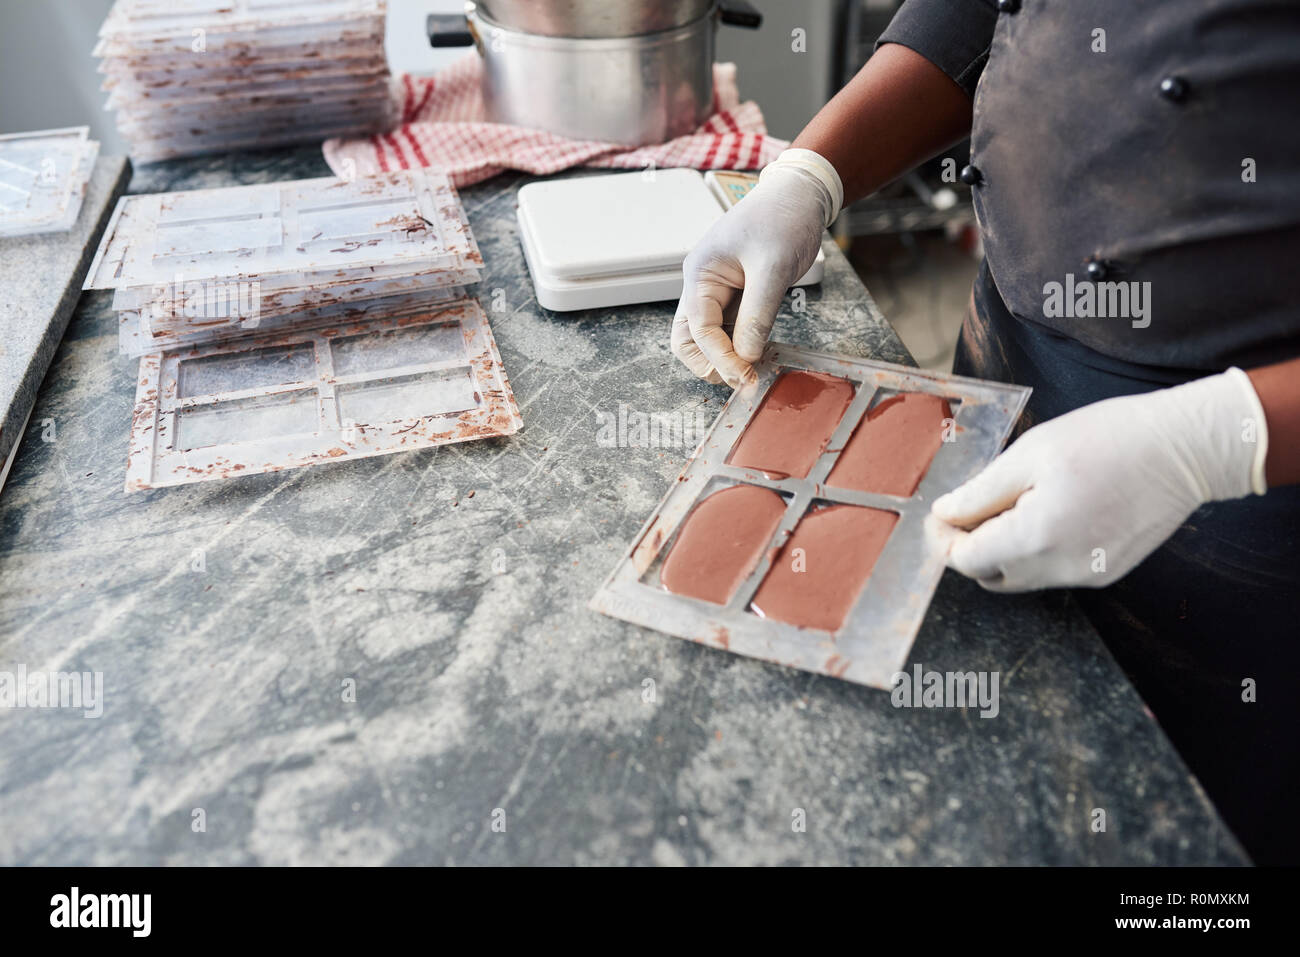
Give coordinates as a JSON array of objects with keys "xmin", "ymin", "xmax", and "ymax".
[
  {"xmin": 0, "ymin": 0, "xmax": 123, "ymax": 152},
  {"xmin": 717, "ymin": 0, "xmax": 840, "ymax": 141},
  {"xmin": 386, "ymin": 0, "xmax": 466, "ymax": 76}
]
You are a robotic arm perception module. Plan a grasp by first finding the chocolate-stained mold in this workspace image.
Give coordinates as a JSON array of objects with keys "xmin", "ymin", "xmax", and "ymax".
[
  {"xmin": 115, "ymin": 286, "xmax": 470, "ymax": 358},
  {"xmin": 826, "ymin": 390, "xmax": 958, "ymax": 497},
  {"xmin": 94, "ymin": 2, "xmax": 392, "ymax": 161},
  {"xmin": 725, "ymin": 369, "xmax": 856, "ymax": 480},
  {"xmin": 658, "ymin": 482, "xmax": 789, "ymax": 606},
  {"xmin": 125, "ymin": 297, "xmax": 521, "ymax": 491},
  {"xmin": 95, "ymin": 0, "xmax": 386, "ymax": 57},
  {"xmin": 591, "ymin": 343, "xmax": 1031, "ymax": 688},
  {"xmin": 83, "ymin": 169, "xmax": 482, "ymax": 357},
  {"xmin": 751, "ymin": 502, "xmax": 900, "ymax": 633},
  {"xmin": 0, "ymin": 127, "xmax": 98, "ymax": 237},
  {"xmin": 84, "ymin": 168, "xmax": 480, "ymax": 294}
]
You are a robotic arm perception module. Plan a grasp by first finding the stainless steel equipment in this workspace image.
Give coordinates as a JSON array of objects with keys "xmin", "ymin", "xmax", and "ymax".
[
  {"xmin": 428, "ymin": 1, "xmax": 761, "ymax": 147},
  {"xmin": 477, "ymin": 0, "xmax": 716, "ymax": 38}
]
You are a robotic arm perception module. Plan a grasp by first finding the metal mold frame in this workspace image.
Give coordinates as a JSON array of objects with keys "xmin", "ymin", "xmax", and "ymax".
[
  {"xmin": 589, "ymin": 343, "xmax": 1031, "ymax": 689},
  {"xmin": 126, "ymin": 297, "xmax": 521, "ymax": 491},
  {"xmin": 84, "ymin": 169, "xmax": 480, "ymax": 292},
  {"xmin": 113, "ymin": 262, "xmax": 481, "ymax": 327},
  {"xmin": 117, "ymin": 285, "xmax": 470, "ymax": 358}
]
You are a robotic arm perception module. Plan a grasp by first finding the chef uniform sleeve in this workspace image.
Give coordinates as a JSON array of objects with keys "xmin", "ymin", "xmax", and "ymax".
[{"xmin": 875, "ymin": 0, "xmax": 1000, "ymax": 98}]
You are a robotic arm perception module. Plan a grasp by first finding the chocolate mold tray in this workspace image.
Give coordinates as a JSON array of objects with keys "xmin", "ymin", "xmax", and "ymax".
[
  {"xmin": 590, "ymin": 343, "xmax": 1031, "ymax": 689},
  {"xmin": 0, "ymin": 127, "xmax": 94, "ymax": 237},
  {"xmin": 96, "ymin": 0, "xmax": 384, "ymax": 52},
  {"xmin": 125, "ymin": 297, "xmax": 521, "ymax": 491},
  {"xmin": 116, "ymin": 285, "xmax": 469, "ymax": 358},
  {"xmin": 84, "ymin": 169, "xmax": 479, "ymax": 292}
]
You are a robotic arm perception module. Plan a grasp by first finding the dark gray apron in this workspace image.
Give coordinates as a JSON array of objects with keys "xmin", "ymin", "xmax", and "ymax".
[{"xmin": 956, "ymin": 262, "xmax": 1300, "ymax": 864}]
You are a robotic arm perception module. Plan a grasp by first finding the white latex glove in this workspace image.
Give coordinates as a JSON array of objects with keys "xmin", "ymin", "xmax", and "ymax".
[
  {"xmin": 931, "ymin": 368, "xmax": 1270, "ymax": 592},
  {"xmin": 672, "ymin": 149, "xmax": 843, "ymax": 387}
]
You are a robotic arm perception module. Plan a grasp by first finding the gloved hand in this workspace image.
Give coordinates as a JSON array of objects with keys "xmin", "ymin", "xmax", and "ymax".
[
  {"xmin": 672, "ymin": 149, "xmax": 843, "ymax": 387},
  {"xmin": 931, "ymin": 368, "xmax": 1270, "ymax": 591}
]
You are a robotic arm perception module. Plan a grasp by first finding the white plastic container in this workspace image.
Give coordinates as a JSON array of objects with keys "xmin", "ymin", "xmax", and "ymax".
[{"xmin": 516, "ymin": 169, "xmax": 824, "ymax": 312}]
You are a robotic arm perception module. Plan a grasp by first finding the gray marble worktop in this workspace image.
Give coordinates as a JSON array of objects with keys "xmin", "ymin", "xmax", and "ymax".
[
  {"xmin": 0, "ymin": 156, "xmax": 130, "ymax": 481},
  {"xmin": 0, "ymin": 145, "xmax": 1246, "ymax": 865}
]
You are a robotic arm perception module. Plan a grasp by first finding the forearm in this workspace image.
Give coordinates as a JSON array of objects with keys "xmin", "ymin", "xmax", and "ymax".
[
  {"xmin": 1247, "ymin": 357, "xmax": 1300, "ymax": 487},
  {"xmin": 791, "ymin": 43, "xmax": 973, "ymax": 205}
]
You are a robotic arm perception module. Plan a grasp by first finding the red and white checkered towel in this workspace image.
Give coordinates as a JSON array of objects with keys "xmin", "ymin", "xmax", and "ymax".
[{"xmin": 322, "ymin": 53, "xmax": 788, "ymax": 187}]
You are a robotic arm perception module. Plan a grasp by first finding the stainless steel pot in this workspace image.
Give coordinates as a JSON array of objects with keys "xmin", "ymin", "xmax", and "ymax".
[
  {"xmin": 428, "ymin": 1, "xmax": 762, "ymax": 147},
  {"xmin": 477, "ymin": 0, "xmax": 714, "ymax": 38}
]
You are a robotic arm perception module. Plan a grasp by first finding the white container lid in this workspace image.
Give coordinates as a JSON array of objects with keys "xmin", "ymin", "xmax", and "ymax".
[{"xmin": 515, "ymin": 169, "xmax": 724, "ymax": 281}]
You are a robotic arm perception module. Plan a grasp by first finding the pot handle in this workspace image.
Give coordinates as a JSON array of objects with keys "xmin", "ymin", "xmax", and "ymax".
[
  {"xmin": 718, "ymin": 0, "xmax": 762, "ymax": 29},
  {"xmin": 427, "ymin": 13, "xmax": 475, "ymax": 47}
]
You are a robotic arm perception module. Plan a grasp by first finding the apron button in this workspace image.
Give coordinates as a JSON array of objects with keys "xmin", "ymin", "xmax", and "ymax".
[{"xmin": 1159, "ymin": 76, "xmax": 1189, "ymax": 102}]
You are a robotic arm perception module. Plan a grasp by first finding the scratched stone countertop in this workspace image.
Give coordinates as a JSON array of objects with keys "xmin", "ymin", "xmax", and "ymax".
[
  {"xmin": 0, "ymin": 155, "xmax": 130, "ymax": 477},
  {"xmin": 0, "ymin": 145, "xmax": 1246, "ymax": 865}
]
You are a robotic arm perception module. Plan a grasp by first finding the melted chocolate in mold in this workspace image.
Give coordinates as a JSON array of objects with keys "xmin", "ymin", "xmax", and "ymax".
[
  {"xmin": 826, "ymin": 392, "xmax": 952, "ymax": 497},
  {"xmin": 727, "ymin": 370, "xmax": 855, "ymax": 480},
  {"xmin": 751, "ymin": 504, "xmax": 898, "ymax": 632},
  {"xmin": 660, "ymin": 484, "xmax": 788, "ymax": 605}
]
